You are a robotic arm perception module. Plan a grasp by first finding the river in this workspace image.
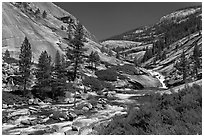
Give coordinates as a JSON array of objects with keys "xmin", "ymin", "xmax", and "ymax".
[{"xmin": 148, "ymin": 70, "xmax": 168, "ymax": 89}]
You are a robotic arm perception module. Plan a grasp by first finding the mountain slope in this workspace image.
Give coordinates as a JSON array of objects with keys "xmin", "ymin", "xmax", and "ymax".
[
  {"xmin": 101, "ymin": 5, "xmax": 202, "ymax": 87},
  {"xmin": 2, "ymin": 2, "xmax": 98, "ymax": 62}
]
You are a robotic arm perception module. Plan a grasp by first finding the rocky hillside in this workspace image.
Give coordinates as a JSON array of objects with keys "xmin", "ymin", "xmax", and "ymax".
[
  {"xmin": 2, "ymin": 2, "xmax": 102, "ymax": 62},
  {"xmin": 2, "ymin": 2, "xmax": 162, "ymax": 92},
  {"xmin": 101, "ymin": 5, "xmax": 202, "ymax": 87}
]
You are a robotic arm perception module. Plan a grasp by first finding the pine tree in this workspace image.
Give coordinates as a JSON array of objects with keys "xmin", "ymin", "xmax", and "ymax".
[
  {"xmin": 19, "ymin": 37, "xmax": 32, "ymax": 94},
  {"xmin": 88, "ymin": 51, "xmax": 95, "ymax": 67},
  {"xmin": 34, "ymin": 8, "xmax": 40, "ymax": 16},
  {"xmin": 180, "ymin": 50, "xmax": 187, "ymax": 82},
  {"xmin": 108, "ymin": 49, "xmax": 113, "ymax": 56},
  {"xmin": 101, "ymin": 45, "xmax": 106, "ymax": 53},
  {"xmin": 22, "ymin": 2, "xmax": 28, "ymax": 9},
  {"xmin": 3, "ymin": 49, "xmax": 10, "ymax": 62},
  {"xmin": 67, "ymin": 19, "xmax": 74, "ymax": 40},
  {"xmin": 42, "ymin": 10, "xmax": 47, "ymax": 18},
  {"xmin": 88, "ymin": 51, "xmax": 100, "ymax": 69},
  {"xmin": 65, "ymin": 22, "xmax": 86, "ymax": 108},
  {"xmin": 67, "ymin": 22, "xmax": 86, "ymax": 81},
  {"xmin": 54, "ymin": 50, "xmax": 61, "ymax": 71},
  {"xmin": 61, "ymin": 25, "xmax": 65, "ymax": 30},
  {"xmin": 134, "ymin": 57, "xmax": 139, "ymax": 67},
  {"xmin": 51, "ymin": 51, "xmax": 67, "ymax": 99},
  {"xmin": 35, "ymin": 51, "xmax": 52, "ymax": 98},
  {"xmin": 193, "ymin": 44, "xmax": 200, "ymax": 79},
  {"xmin": 116, "ymin": 51, "xmax": 120, "ymax": 59}
]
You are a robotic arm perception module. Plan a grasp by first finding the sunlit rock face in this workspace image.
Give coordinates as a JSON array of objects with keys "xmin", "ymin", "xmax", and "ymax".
[{"xmin": 2, "ymin": 2, "xmax": 98, "ymax": 62}]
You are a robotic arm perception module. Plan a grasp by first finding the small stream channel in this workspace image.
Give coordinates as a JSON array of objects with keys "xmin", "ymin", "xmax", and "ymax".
[{"xmin": 148, "ymin": 70, "xmax": 168, "ymax": 89}]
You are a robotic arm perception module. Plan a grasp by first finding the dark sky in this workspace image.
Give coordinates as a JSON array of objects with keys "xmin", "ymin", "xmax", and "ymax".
[{"xmin": 54, "ymin": 2, "xmax": 201, "ymax": 40}]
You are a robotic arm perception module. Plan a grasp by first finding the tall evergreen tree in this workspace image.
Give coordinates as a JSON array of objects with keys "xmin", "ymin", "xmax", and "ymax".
[
  {"xmin": 67, "ymin": 22, "xmax": 86, "ymax": 81},
  {"xmin": 51, "ymin": 51, "xmax": 67, "ymax": 99},
  {"xmin": 101, "ymin": 45, "xmax": 106, "ymax": 53},
  {"xmin": 3, "ymin": 49, "xmax": 11, "ymax": 62},
  {"xmin": 42, "ymin": 10, "xmax": 47, "ymax": 18},
  {"xmin": 19, "ymin": 37, "xmax": 32, "ymax": 94},
  {"xmin": 180, "ymin": 50, "xmax": 187, "ymax": 82},
  {"xmin": 88, "ymin": 51, "xmax": 100, "ymax": 69},
  {"xmin": 108, "ymin": 49, "xmax": 113, "ymax": 56},
  {"xmin": 65, "ymin": 22, "xmax": 86, "ymax": 108},
  {"xmin": 193, "ymin": 44, "xmax": 200, "ymax": 79},
  {"xmin": 116, "ymin": 51, "xmax": 120, "ymax": 59},
  {"xmin": 35, "ymin": 51, "xmax": 52, "ymax": 98},
  {"xmin": 67, "ymin": 19, "xmax": 74, "ymax": 40},
  {"xmin": 34, "ymin": 8, "xmax": 40, "ymax": 16},
  {"xmin": 134, "ymin": 57, "xmax": 139, "ymax": 67}
]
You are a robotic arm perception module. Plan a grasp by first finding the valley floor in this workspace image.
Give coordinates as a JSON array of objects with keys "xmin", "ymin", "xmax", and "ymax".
[{"xmin": 2, "ymin": 79, "xmax": 202, "ymax": 135}]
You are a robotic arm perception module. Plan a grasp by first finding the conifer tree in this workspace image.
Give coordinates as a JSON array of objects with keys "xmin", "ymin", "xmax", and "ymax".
[
  {"xmin": 35, "ymin": 51, "xmax": 52, "ymax": 98},
  {"xmin": 89, "ymin": 51, "xmax": 95, "ymax": 67},
  {"xmin": 3, "ymin": 49, "xmax": 11, "ymax": 62},
  {"xmin": 193, "ymin": 44, "xmax": 200, "ymax": 79},
  {"xmin": 180, "ymin": 50, "xmax": 187, "ymax": 82},
  {"xmin": 134, "ymin": 57, "xmax": 139, "ymax": 67},
  {"xmin": 116, "ymin": 51, "xmax": 120, "ymax": 59},
  {"xmin": 101, "ymin": 45, "xmax": 106, "ymax": 53},
  {"xmin": 34, "ymin": 8, "xmax": 40, "ymax": 16},
  {"xmin": 88, "ymin": 51, "xmax": 100, "ymax": 69},
  {"xmin": 65, "ymin": 22, "xmax": 86, "ymax": 108},
  {"xmin": 19, "ymin": 37, "xmax": 32, "ymax": 94},
  {"xmin": 42, "ymin": 10, "xmax": 47, "ymax": 18},
  {"xmin": 67, "ymin": 19, "xmax": 74, "ymax": 40},
  {"xmin": 67, "ymin": 22, "xmax": 86, "ymax": 81},
  {"xmin": 108, "ymin": 49, "xmax": 113, "ymax": 56},
  {"xmin": 51, "ymin": 51, "xmax": 67, "ymax": 99}
]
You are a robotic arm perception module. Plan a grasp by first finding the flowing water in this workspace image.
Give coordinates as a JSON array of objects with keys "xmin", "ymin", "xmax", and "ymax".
[{"xmin": 148, "ymin": 70, "xmax": 168, "ymax": 89}]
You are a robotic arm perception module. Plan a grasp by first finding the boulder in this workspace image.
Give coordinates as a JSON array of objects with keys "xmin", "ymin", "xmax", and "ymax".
[
  {"xmin": 74, "ymin": 93, "xmax": 82, "ymax": 99},
  {"xmin": 28, "ymin": 98, "xmax": 34, "ymax": 105},
  {"xmin": 81, "ymin": 93, "xmax": 89, "ymax": 100},
  {"xmin": 67, "ymin": 112, "xmax": 77, "ymax": 121},
  {"xmin": 64, "ymin": 130, "xmax": 78, "ymax": 135},
  {"xmin": 9, "ymin": 109, "xmax": 30, "ymax": 117},
  {"xmin": 33, "ymin": 98, "xmax": 41, "ymax": 105},
  {"xmin": 59, "ymin": 117, "xmax": 66, "ymax": 121},
  {"xmin": 98, "ymin": 98, "xmax": 107, "ymax": 104},
  {"xmin": 96, "ymin": 104, "xmax": 103, "ymax": 110},
  {"xmin": 51, "ymin": 111, "xmax": 68, "ymax": 120},
  {"xmin": 40, "ymin": 117, "xmax": 50, "ymax": 124},
  {"xmin": 44, "ymin": 98, "xmax": 53, "ymax": 103},
  {"xmin": 87, "ymin": 103, "xmax": 93, "ymax": 110},
  {"xmin": 30, "ymin": 120, "xmax": 37, "ymax": 125},
  {"xmin": 52, "ymin": 125, "xmax": 60, "ymax": 132},
  {"xmin": 64, "ymin": 97, "xmax": 75, "ymax": 104},
  {"xmin": 2, "ymin": 104, "xmax": 8, "ymax": 109},
  {"xmin": 74, "ymin": 109, "xmax": 84, "ymax": 115},
  {"xmin": 76, "ymin": 101, "xmax": 88, "ymax": 109},
  {"xmin": 71, "ymin": 125, "xmax": 79, "ymax": 131},
  {"xmin": 29, "ymin": 106, "xmax": 38, "ymax": 111},
  {"xmin": 109, "ymin": 91, "xmax": 116, "ymax": 95},
  {"xmin": 82, "ymin": 106, "xmax": 89, "ymax": 112},
  {"xmin": 20, "ymin": 119, "xmax": 31, "ymax": 125}
]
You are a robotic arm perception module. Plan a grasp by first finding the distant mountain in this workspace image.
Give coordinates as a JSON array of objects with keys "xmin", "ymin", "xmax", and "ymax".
[
  {"xmin": 102, "ymin": 5, "xmax": 201, "ymax": 44},
  {"xmin": 101, "ymin": 5, "xmax": 202, "ymax": 87}
]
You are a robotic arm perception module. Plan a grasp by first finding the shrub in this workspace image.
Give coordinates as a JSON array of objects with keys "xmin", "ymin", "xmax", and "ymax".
[
  {"xmin": 97, "ymin": 84, "xmax": 202, "ymax": 135},
  {"xmin": 83, "ymin": 76, "xmax": 103, "ymax": 91},
  {"xmin": 96, "ymin": 69, "xmax": 117, "ymax": 81}
]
